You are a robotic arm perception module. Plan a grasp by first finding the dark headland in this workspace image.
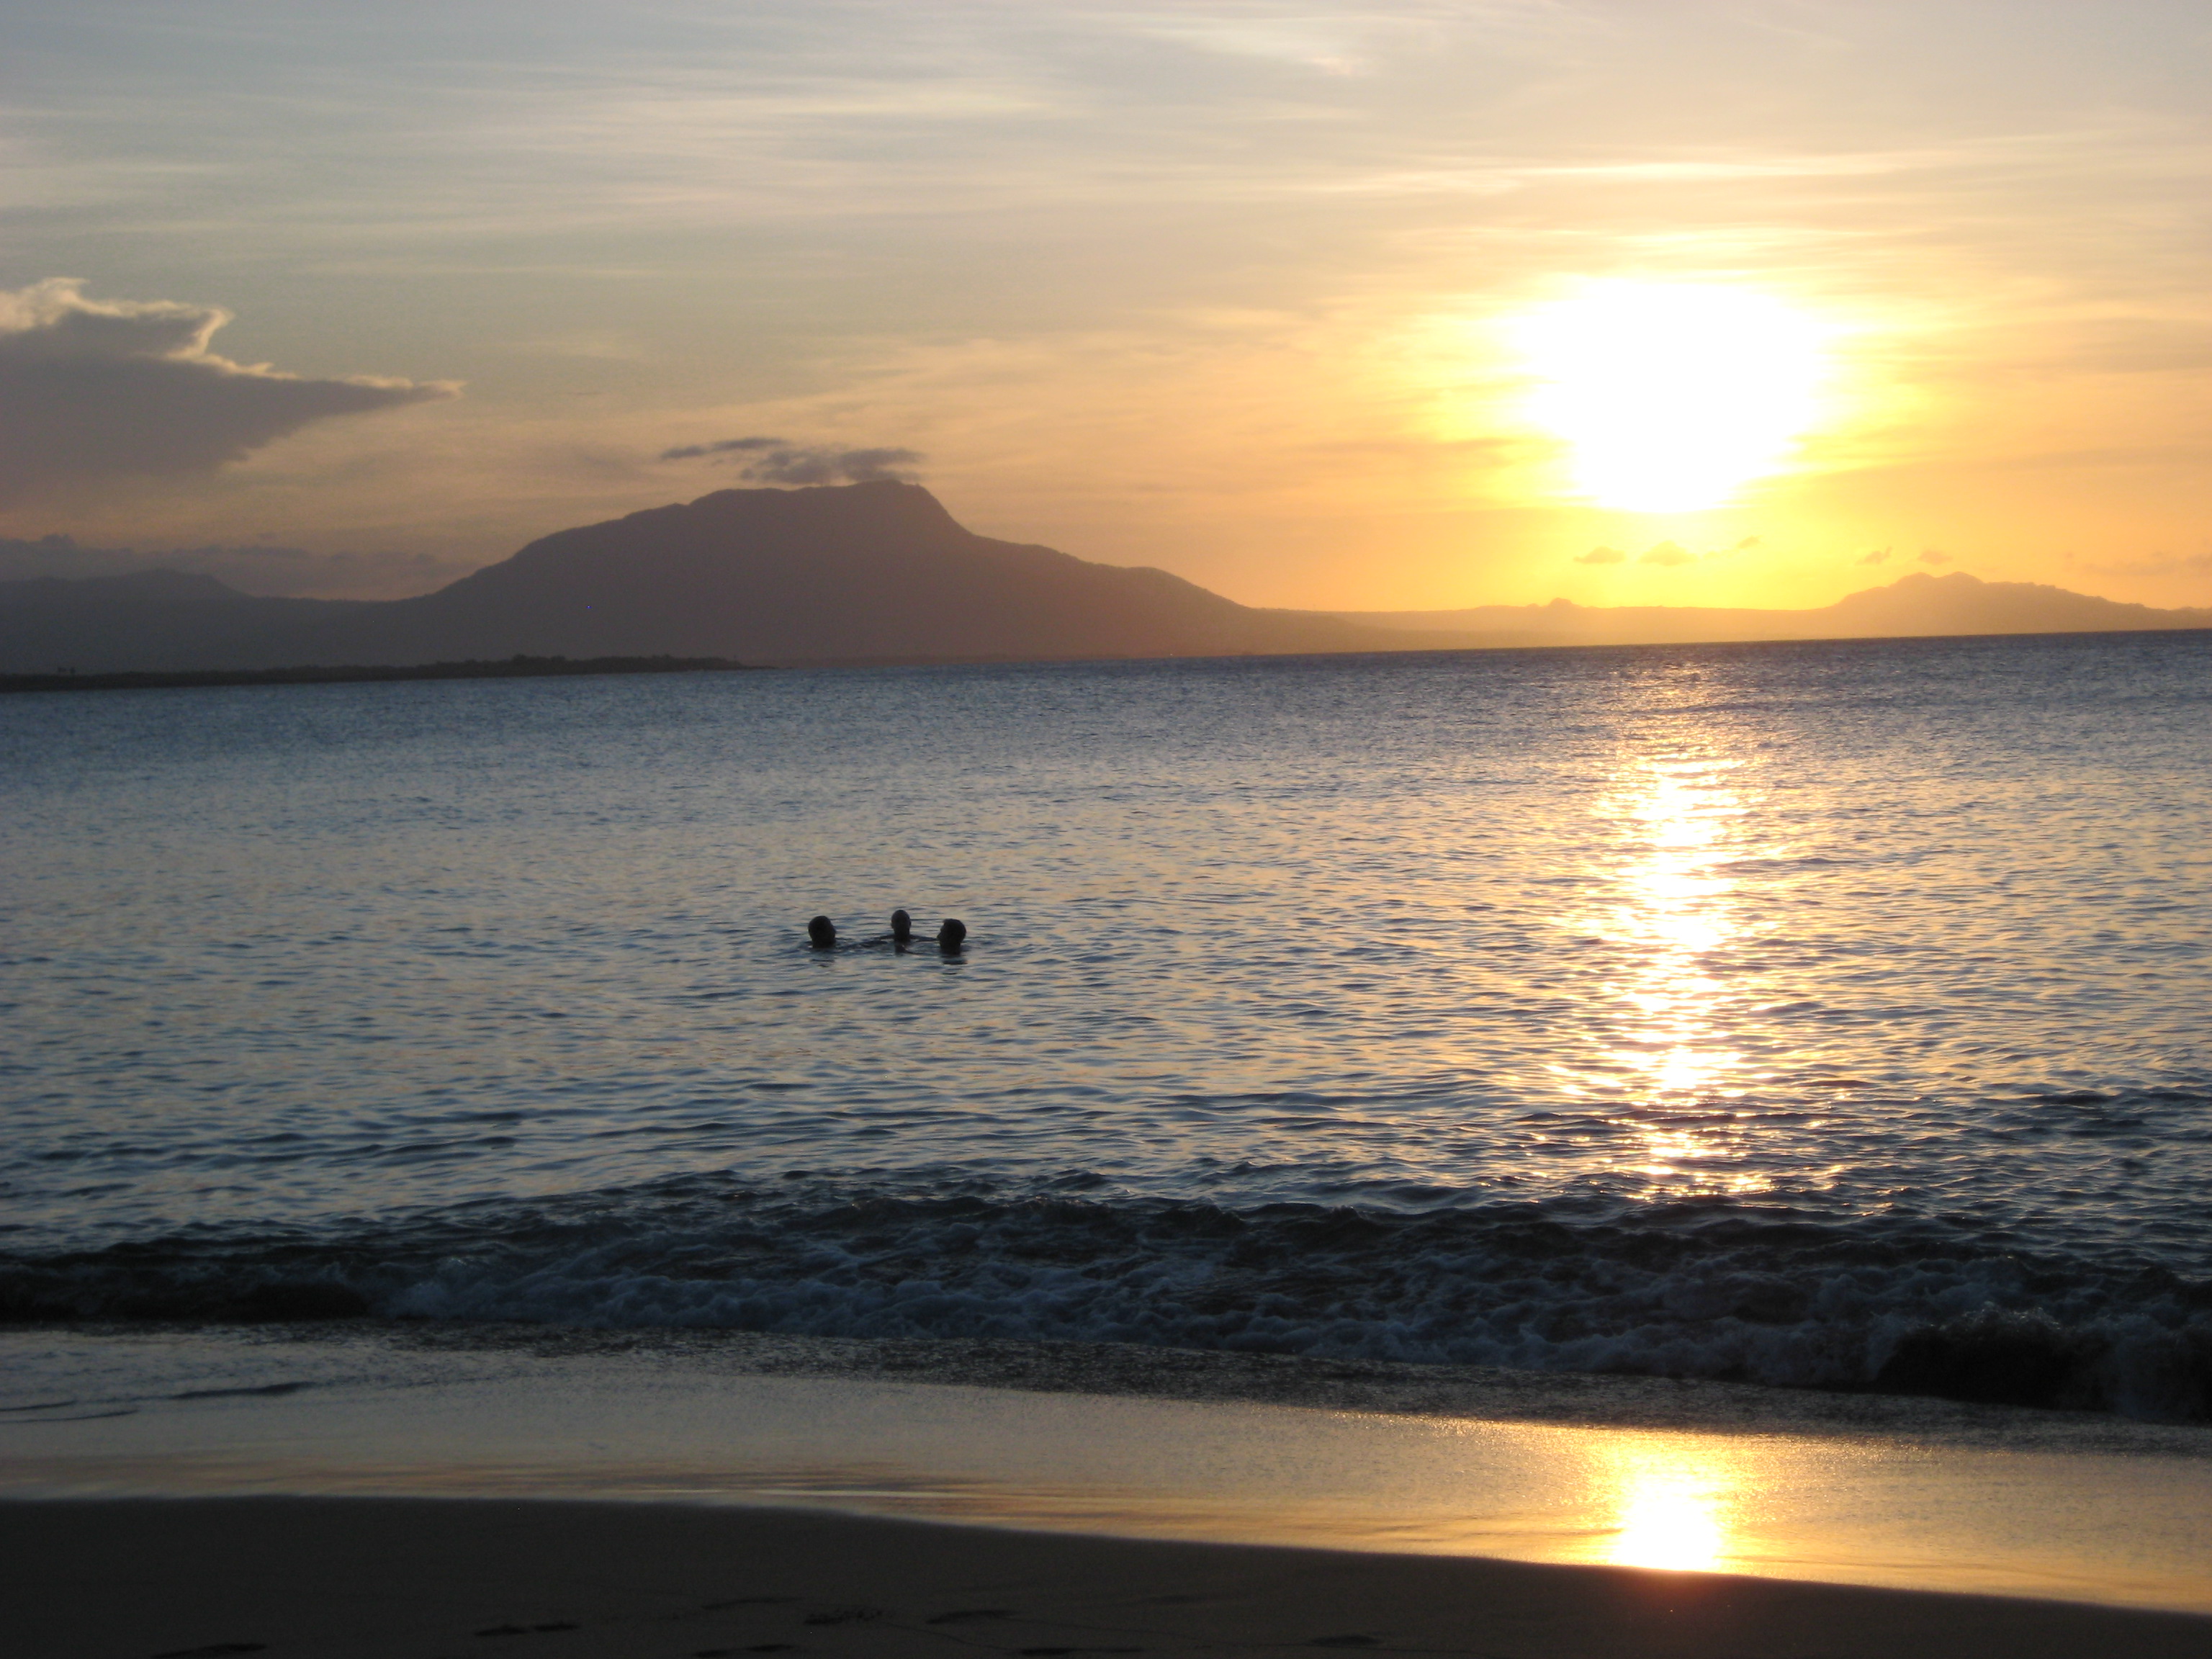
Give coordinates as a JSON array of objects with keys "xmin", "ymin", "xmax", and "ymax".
[
  {"xmin": 0, "ymin": 654, "xmax": 752, "ymax": 696},
  {"xmin": 4, "ymin": 480, "xmax": 2206, "ymax": 675}
]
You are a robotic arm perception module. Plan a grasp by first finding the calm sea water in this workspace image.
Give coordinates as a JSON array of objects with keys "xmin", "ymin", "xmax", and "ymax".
[{"xmin": 4, "ymin": 633, "xmax": 2209, "ymax": 1416}]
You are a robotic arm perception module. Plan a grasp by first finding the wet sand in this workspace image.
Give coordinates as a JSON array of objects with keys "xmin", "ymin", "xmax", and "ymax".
[
  {"xmin": 12, "ymin": 1496, "xmax": 2212, "ymax": 1659},
  {"xmin": 9, "ymin": 1328, "xmax": 2212, "ymax": 1619}
]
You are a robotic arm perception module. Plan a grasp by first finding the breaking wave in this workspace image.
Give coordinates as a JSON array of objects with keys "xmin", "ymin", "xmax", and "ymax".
[{"xmin": 6, "ymin": 1174, "xmax": 2209, "ymax": 1422}]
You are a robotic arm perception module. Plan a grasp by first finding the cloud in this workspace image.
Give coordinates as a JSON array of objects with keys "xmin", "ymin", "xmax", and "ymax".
[
  {"xmin": 1858, "ymin": 547, "xmax": 1892, "ymax": 565},
  {"xmin": 0, "ymin": 280, "xmax": 457, "ymax": 506},
  {"xmin": 1581, "ymin": 536, "xmax": 1761, "ymax": 570},
  {"xmin": 1916, "ymin": 549, "xmax": 1951, "ymax": 565},
  {"xmin": 657, "ymin": 435, "xmax": 924, "ymax": 484}
]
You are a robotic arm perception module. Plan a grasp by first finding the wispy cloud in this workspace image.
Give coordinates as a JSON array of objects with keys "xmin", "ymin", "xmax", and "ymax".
[{"xmin": 657, "ymin": 436, "xmax": 923, "ymax": 484}]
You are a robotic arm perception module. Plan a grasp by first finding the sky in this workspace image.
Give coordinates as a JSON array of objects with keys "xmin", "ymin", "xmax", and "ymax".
[{"xmin": 3, "ymin": 1, "xmax": 2211, "ymax": 608}]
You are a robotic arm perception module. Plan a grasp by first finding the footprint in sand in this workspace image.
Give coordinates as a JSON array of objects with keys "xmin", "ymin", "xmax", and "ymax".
[
  {"xmin": 473, "ymin": 1622, "xmax": 579, "ymax": 1637},
  {"xmin": 801, "ymin": 1608, "xmax": 885, "ymax": 1627}
]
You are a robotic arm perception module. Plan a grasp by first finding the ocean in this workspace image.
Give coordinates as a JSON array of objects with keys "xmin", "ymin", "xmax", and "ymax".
[{"xmin": 5, "ymin": 630, "xmax": 2210, "ymax": 1420}]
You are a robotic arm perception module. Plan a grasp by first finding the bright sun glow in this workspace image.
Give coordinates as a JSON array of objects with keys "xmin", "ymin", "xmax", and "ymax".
[
  {"xmin": 1513, "ymin": 282, "xmax": 1829, "ymax": 512},
  {"xmin": 1608, "ymin": 1460, "xmax": 1728, "ymax": 1572}
]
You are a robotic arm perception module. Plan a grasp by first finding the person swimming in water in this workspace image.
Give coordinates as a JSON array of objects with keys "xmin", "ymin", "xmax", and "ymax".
[{"xmin": 806, "ymin": 911, "xmax": 963, "ymax": 951}]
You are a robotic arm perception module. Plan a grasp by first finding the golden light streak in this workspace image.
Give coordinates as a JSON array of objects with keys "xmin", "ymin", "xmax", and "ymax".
[
  {"xmin": 1604, "ymin": 1444, "xmax": 1730, "ymax": 1572},
  {"xmin": 1560, "ymin": 732, "xmax": 1773, "ymax": 1196}
]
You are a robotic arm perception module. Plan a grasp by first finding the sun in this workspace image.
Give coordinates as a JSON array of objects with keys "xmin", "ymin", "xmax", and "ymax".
[{"xmin": 1511, "ymin": 281, "xmax": 1830, "ymax": 513}]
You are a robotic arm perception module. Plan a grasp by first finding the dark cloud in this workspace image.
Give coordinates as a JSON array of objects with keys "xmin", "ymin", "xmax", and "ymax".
[
  {"xmin": 1638, "ymin": 541, "xmax": 1696, "ymax": 567},
  {"xmin": 1575, "ymin": 544, "xmax": 1628, "ymax": 565},
  {"xmin": 658, "ymin": 434, "xmax": 924, "ymax": 484},
  {"xmin": 658, "ymin": 436, "xmax": 783, "ymax": 462},
  {"xmin": 0, "ymin": 533, "xmax": 469, "ymax": 599},
  {"xmin": 0, "ymin": 280, "xmax": 458, "ymax": 506},
  {"xmin": 1858, "ymin": 547, "xmax": 1892, "ymax": 566},
  {"xmin": 1917, "ymin": 549, "xmax": 1952, "ymax": 565}
]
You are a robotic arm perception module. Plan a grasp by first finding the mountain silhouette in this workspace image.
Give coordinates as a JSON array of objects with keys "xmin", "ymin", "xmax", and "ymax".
[
  {"xmin": 0, "ymin": 568, "xmax": 361, "ymax": 675},
  {"xmin": 258, "ymin": 480, "xmax": 1398, "ymax": 666},
  {"xmin": 44, "ymin": 481, "xmax": 1390, "ymax": 672},
  {"xmin": 3, "ymin": 484, "xmax": 2206, "ymax": 674},
  {"xmin": 1336, "ymin": 570, "xmax": 2212, "ymax": 648}
]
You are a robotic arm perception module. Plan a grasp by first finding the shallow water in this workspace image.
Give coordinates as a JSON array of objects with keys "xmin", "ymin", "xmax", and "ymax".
[{"xmin": 4, "ymin": 632, "xmax": 2210, "ymax": 1413}]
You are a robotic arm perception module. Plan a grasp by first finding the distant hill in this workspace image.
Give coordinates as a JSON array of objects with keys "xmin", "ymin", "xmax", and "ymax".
[
  {"xmin": 0, "ymin": 533, "xmax": 462, "ymax": 600},
  {"xmin": 247, "ymin": 482, "xmax": 1401, "ymax": 668},
  {"xmin": 1335, "ymin": 570, "xmax": 2212, "ymax": 648},
  {"xmin": 0, "ymin": 482, "xmax": 1396, "ymax": 673},
  {"xmin": 0, "ymin": 569, "xmax": 364, "ymax": 675},
  {"xmin": 2, "ymin": 483, "xmax": 2206, "ymax": 673}
]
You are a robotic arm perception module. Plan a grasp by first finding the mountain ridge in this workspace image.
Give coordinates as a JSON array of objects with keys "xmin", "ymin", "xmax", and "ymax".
[
  {"xmin": 1334, "ymin": 569, "xmax": 2212, "ymax": 647},
  {"xmin": 2, "ymin": 482, "xmax": 2206, "ymax": 673}
]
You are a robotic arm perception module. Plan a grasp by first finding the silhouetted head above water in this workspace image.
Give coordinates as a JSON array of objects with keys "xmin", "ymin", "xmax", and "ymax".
[
  {"xmin": 891, "ymin": 909, "xmax": 913, "ymax": 943},
  {"xmin": 806, "ymin": 915, "xmax": 837, "ymax": 948},
  {"xmin": 938, "ymin": 917, "xmax": 967, "ymax": 951}
]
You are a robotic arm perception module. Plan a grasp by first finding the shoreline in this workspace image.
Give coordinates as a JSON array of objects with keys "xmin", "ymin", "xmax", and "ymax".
[
  {"xmin": 24, "ymin": 1318, "xmax": 2212, "ymax": 1457},
  {"xmin": 8, "ymin": 1324, "xmax": 2209, "ymax": 1619},
  {"xmin": 10, "ymin": 1495, "xmax": 2211, "ymax": 1659},
  {"xmin": 9, "ymin": 626, "xmax": 2210, "ymax": 696}
]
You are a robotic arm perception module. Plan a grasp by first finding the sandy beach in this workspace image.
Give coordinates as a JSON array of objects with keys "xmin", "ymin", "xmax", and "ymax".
[
  {"xmin": 7, "ymin": 1325, "xmax": 2212, "ymax": 1658},
  {"xmin": 12, "ymin": 1495, "xmax": 2212, "ymax": 1659}
]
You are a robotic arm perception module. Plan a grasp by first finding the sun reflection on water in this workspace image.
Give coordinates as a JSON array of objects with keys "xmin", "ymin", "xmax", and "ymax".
[
  {"xmin": 1580, "ymin": 745, "xmax": 1768, "ymax": 1195},
  {"xmin": 1605, "ymin": 1451, "xmax": 1728, "ymax": 1572}
]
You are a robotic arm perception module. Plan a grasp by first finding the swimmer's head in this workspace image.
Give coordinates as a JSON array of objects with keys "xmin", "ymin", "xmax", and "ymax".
[
  {"xmin": 806, "ymin": 914, "xmax": 837, "ymax": 948},
  {"xmin": 938, "ymin": 917, "xmax": 968, "ymax": 951},
  {"xmin": 891, "ymin": 909, "xmax": 913, "ymax": 942}
]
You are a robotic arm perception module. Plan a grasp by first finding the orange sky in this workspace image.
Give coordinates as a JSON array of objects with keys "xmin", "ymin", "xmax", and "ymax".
[{"xmin": 3, "ymin": 2, "xmax": 2209, "ymax": 609}]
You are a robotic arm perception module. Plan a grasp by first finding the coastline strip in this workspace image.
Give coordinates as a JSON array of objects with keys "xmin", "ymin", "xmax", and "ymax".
[{"xmin": 0, "ymin": 654, "xmax": 755, "ymax": 694}]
